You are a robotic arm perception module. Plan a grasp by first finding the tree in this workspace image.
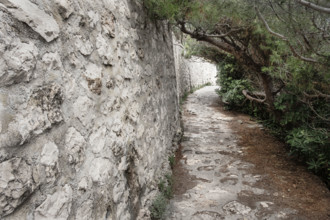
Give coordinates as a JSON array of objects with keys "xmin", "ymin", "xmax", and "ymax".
[{"xmin": 143, "ymin": 0, "xmax": 329, "ymax": 114}]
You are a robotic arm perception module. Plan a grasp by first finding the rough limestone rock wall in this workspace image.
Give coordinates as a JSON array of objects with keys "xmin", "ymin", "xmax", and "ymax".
[
  {"xmin": 173, "ymin": 39, "xmax": 217, "ymax": 99},
  {"xmin": 0, "ymin": 0, "xmax": 180, "ymax": 219}
]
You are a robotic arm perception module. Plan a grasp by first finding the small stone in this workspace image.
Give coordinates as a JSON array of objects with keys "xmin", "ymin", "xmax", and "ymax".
[
  {"xmin": 1, "ymin": 41, "xmax": 38, "ymax": 86},
  {"xmin": 254, "ymin": 175, "xmax": 261, "ymax": 179},
  {"xmin": 137, "ymin": 48, "xmax": 144, "ymax": 59},
  {"xmin": 34, "ymin": 185, "xmax": 72, "ymax": 220},
  {"xmin": 75, "ymin": 36, "xmax": 94, "ymax": 56},
  {"xmin": 89, "ymin": 126, "xmax": 107, "ymax": 154},
  {"xmin": 78, "ymin": 177, "xmax": 91, "ymax": 193},
  {"xmin": 65, "ymin": 127, "xmax": 86, "ymax": 170},
  {"xmin": 75, "ymin": 199, "xmax": 93, "ymax": 220},
  {"xmin": 1, "ymin": 84, "xmax": 63, "ymax": 148},
  {"xmin": 223, "ymin": 201, "xmax": 251, "ymax": 215},
  {"xmin": 2, "ymin": 0, "xmax": 59, "ymax": 42},
  {"xmin": 0, "ymin": 158, "xmax": 36, "ymax": 217},
  {"xmin": 277, "ymin": 211, "xmax": 287, "ymax": 218},
  {"xmin": 87, "ymin": 10, "xmax": 99, "ymax": 28},
  {"xmin": 84, "ymin": 63, "xmax": 102, "ymax": 79},
  {"xmin": 40, "ymin": 142, "xmax": 59, "ymax": 166},
  {"xmin": 73, "ymin": 96, "xmax": 95, "ymax": 127},
  {"xmin": 260, "ymin": 201, "xmax": 273, "ymax": 208},
  {"xmin": 89, "ymin": 158, "xmax": 113, "ymax": 184},
  {"xmin": 96, "ymin": 34, "xmax": 114, "ymax": 66},
  {"xmin": 101, "ymin": 13, "xmax": 116, "ymax": 38},
  {"xmin": 55, "ymin": 0, "xmax": 73, "ymax": 19},
  {"xmin": 42, "ymin": 52, "xmax": 62, "ymax": 71},
  {"xmin": 84, "ymin": 63, "xmax": 103, "ymax": 95},
  {"xmin": 106, "ymin": 79, "xmax": 115, "ymax": 89}
]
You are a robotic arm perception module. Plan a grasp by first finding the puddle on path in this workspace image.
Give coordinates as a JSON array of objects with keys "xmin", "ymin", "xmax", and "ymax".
[{"xmin": 167, "ymin": 86, "xmax": 330, "ymax": 220}]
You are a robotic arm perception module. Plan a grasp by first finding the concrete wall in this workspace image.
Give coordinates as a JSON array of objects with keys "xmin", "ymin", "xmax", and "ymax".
[{"xmin": 0, "ymin": 0, "xmax": 180, "ymax": 219}]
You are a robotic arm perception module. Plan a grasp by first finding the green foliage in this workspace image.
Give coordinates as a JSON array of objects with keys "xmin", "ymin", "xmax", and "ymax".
[
  {"xmin": 217, "ymin": 78, "xmax": 251, "ymax": 107},
  {"xmin": 143, "ymin": 0, "xmax": 255, "ymax": 29},
  {"xmin": 183, "ymin": 36, "xmax": 226, "ymax": 62},
  {"xmin": 287, "ymin": 128, "xmax": 329, "ymax": 181},
  {"xmin": 150, "ymin": 174, "xmax": 173, "ymax": 219},
  {"xmin": 143, "ymin": 0, "xmax": 196, "ymax": 22},
  {"xmin": 168, "ymin": 155, "xmax": 175, "ymax": 169},
  {"xmin": 274, "ymin": 93, "xmax": 310, "ymax": 127},
  {"xmin": 180, "ymin": 91, "xmax": 190, "ymax": 105},
  {"xmin": 150, "ymin": 194, "xmax": 167, "ymax": 220},
  {"xmin": 216, "ymin": 55, "xmax": 252, "ymax": 109}
]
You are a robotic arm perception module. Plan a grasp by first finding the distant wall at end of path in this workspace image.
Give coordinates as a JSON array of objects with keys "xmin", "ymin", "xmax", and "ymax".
[{"xmin": 173, "ymin": 38, "xmax": 218, "ymax": 100}]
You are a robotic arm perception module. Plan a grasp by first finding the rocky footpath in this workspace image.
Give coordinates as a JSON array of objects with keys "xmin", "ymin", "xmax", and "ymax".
[
  {"xmin": 0, "ymin": 0, "xmax": 181, "ymax": 219},
  {"xmin": 168, "ymin": 86, "xmax": 330, "ymax": 220}
]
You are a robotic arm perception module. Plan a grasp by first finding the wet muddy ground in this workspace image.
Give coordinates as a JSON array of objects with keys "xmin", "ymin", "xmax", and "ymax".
[{"xmin": 167, "ymin": 86, "xmax": 330, "ymax": 220}]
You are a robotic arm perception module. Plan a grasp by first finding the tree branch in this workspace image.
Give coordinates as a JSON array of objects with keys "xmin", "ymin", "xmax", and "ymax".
[
  {"xmin": 255, "ymin": 7, "xmax": 286, "ymax": 39},
  {"xmin": 268, "ymin": 0, "xmax": 286, "ymax": 23},
  {"xmin": 309, "ymin": 103, "xmax": 330, "ymax": 122},
  {"xmin": 242, "ymin": 90, "xmax": 266, "ymax": 103},
  {"xmin": 255, "ymin": 7, "xmax": 319, "ymax": 63},
  {"xmin": 296, "ymin": 0, "xmax": 330, "ymax": 14},
  {"xmin": 177, "ymin": 21, "xmax": 234, "ymax": 54},
  {"xmin": 303, "ymin": 91, "xmax": 330, "ymax": 99},
  {"xmin": 286, "ymin": 44, "xmax": 318, "ymax": 63},
  {"xmin": 205, "ymin": 28, "xmax": 242, "ymax": 38},
  {"xmin": 299, "ymin": 99, "xmax": 330, "ymax": 122}
]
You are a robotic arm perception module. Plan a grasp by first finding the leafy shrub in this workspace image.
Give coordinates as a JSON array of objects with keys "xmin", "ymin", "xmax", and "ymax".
[
  {"xmin": 217, "ymin": 78, "xmax": 251, "ymax": 107},
  {"xmin": 150, "ymin": 194, "xmax": 167, "ymax": 220},
  {"xmin": 157, "ymin": 174, "xmax": 173, "ymax": 199},
  {"xmin": 287, "ymin": 128, "xmax": 329, "ymax": 180},
  {"xmin": 168, "ymin": 155, "xmax": 175, "ymax": 169},
  {"xmin": 274, "ymin": 93, "xmax": 310, "ymax": 127},
  {"xmin": 216, "ymin": 55, "xmax": 253, "ymax": 110},
  {"xmin": 150, "ymin": 174, "xmax": 173, "ymax": 219}
]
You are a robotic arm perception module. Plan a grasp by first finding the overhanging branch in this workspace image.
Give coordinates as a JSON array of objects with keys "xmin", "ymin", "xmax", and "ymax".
[
  {"xmin": 205, "ymin": 28, "xmax": 243, "ymax": 38},
  {"xmin": 242, "ymin": 90, "xmax": 266, "ymax": 103},
  {"xmin": 303, "ymin": 91, "xmax": 330, "ymax": 99},
  {"xmin": 255, "ymin": 7, "xmax": 318, "ymax": 64},
  {"xmin": 177, "ymin": 21, "xmax": 235, "ymax": 54},
  {"xmin": 296, "ymin": 0, "xmax": 330, "ymax": 14}
]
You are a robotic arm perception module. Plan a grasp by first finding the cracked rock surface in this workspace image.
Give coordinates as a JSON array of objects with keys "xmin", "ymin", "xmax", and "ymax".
[{"xmin": 0, "ymin": 0, "xmax": 182, "ymax": 219}]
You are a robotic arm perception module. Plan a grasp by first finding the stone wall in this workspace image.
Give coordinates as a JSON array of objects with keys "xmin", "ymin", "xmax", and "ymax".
[
  {"xmin": 0, "ymin": 0, "xmax": 180, "ymax": 219},
  {"xmin": 173, "ymin": 38, "xmax": 217, "ymax": 100}
]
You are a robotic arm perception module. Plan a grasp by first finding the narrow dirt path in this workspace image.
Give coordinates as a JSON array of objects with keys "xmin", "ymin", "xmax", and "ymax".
[{"xmin": 167, "ymin": 86, "xmax": 330, "ymax": 220}]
